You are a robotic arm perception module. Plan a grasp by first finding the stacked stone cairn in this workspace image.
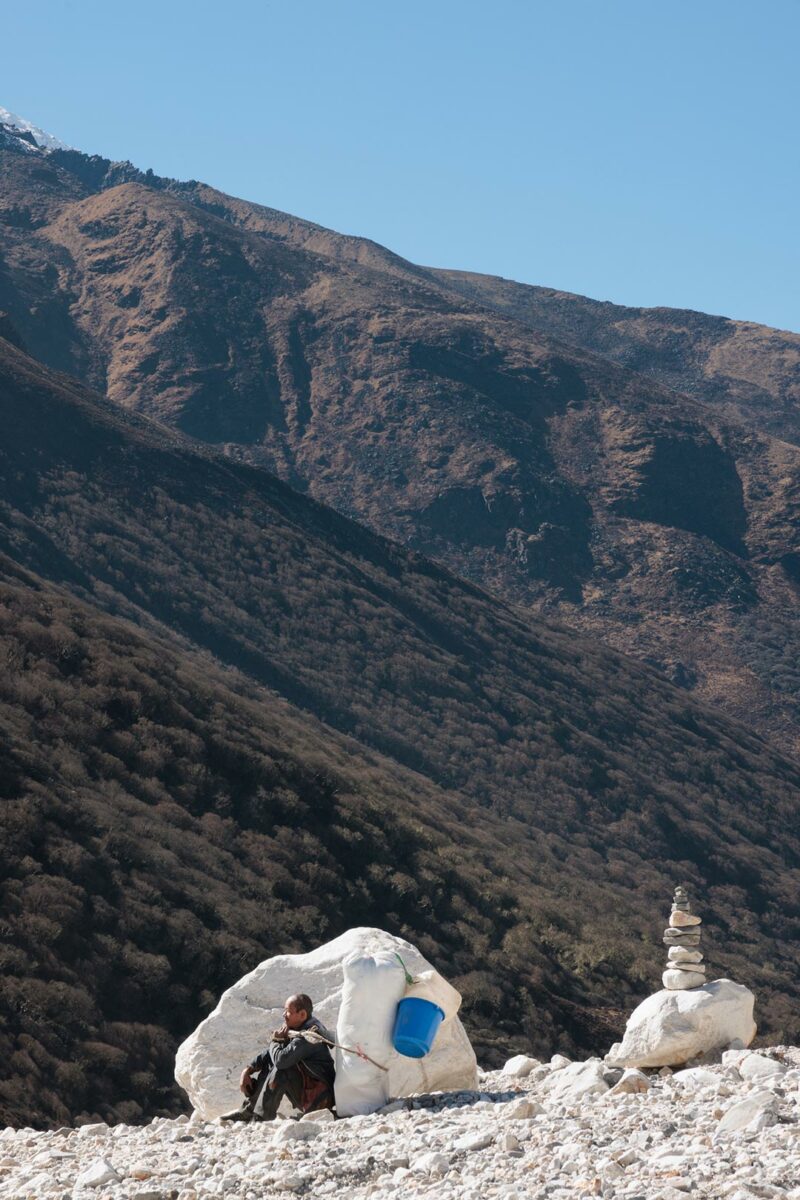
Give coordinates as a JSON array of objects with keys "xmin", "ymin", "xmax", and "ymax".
[{"xmin": 662, "ymin": 885, "xmax": 706, "ymax": 990}]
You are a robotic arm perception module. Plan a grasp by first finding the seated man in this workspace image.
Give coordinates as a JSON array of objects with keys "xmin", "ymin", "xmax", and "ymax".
[{"xmin": 222, "ymin": 993, "xmax": 335, "ymax": 1122}]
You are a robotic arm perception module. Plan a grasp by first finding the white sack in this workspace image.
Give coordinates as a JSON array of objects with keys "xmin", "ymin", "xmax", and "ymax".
[{"xmin": 334, "ymin": 952, "xmax": 407, "ymax": 1117}]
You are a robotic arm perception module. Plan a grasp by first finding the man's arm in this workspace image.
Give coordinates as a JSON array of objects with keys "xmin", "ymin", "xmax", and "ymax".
[{"xmin": 269, "ymin": 1033, "xmax": 317, "ymax": 1071}]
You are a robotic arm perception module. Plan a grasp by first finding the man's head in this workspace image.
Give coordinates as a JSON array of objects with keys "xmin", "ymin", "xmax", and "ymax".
[{"xmin": 283, "ymin": 993, "xmax": 313, "ymax": 1030}]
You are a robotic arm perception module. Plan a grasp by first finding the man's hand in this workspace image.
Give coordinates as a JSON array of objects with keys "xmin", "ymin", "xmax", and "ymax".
[
  {"xmin": 271, "ymin": 1023, "xmax": 290, "ymax": 1043},
  {"xmin": 239, "ymin": 1066, "xmax": 253, "ymax": 1096}
]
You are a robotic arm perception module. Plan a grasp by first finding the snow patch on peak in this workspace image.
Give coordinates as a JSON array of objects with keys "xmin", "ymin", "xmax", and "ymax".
[{"xmin": 0, "ymin": 106, "xmax": 72, "ymax": 151}]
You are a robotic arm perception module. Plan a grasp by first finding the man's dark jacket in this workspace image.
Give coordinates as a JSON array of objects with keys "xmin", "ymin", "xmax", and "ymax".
[{"xmin": 249, "ymin": 1016, "xmax": 335, "ymax": 1088}]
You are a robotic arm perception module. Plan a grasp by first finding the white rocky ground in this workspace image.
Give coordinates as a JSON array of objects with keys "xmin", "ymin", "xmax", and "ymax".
[{"xmin": 4, "ymin": 1047, "xmax": 800, "ymax": 1200}]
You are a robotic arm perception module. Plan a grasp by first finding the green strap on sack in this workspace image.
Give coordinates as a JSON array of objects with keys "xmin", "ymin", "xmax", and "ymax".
[{"xmin": 395, "ymin": 953, "xmax": 415, "ymax": 985}]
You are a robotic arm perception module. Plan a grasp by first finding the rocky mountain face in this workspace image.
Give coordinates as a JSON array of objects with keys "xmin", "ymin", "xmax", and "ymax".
[
  {"xmin": 1, "ymin": 123, "xmax": 797, "ymax": 756},
  {"xmin": 3, "ymin": 333, "xmax": 800, "ymax": 1126},
  {"xmin": 434, "ymin": 270, "xmax": 800, "ymax": 446}
]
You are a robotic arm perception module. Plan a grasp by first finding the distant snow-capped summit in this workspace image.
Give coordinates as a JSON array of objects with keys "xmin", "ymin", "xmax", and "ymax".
[{"xmin": 0, "ymin": 106, "xmax": 72, "ymax": 151}]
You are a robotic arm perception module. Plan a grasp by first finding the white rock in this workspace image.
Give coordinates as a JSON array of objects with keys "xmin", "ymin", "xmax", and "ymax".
[
  {"xmin": 672, "ymin": 1066, "xmax": 720, "ymax": 1088},
  {"xmin": 301, "ymin": 1108, "xmax": 335, "ymax": 1122},
  {"xmin": 274, "ymin": 1121, "xmax": 322, "ymax": 1141},
  {"xmin": 376, "ymin": 1099, "xmax": 408, "ymax": 1115},
  {"xmin": 75, "ymin": 1157, "xmax": 121, "ymax": 1187},
  {"xmin": 76, "ymin": 1123, "xmax": 109, "ymax": 1137},
  {"xmin": 662, "ymin": 968, "xmax": 707, "ymax": 990},
  {"xmin": 20, "ymin": 1171, "xmax": 57, "ymax": 1193},
  {"xmin": 502, "ymin": 1054, "xmax": 540, "ymax": 1078},
  {"xmin": 544, "ymin": 1058, "xmax": 609, "ymax": 1101},
  {"xmin": 453, "ymin": 1131, "xmax": 493, "ymax": 1151},
  {"xmin": 608, "ymin": 1068, "xmax": 650, "ymax": 1095},
  {"xmin": 503, "ymin": 1097, "xmax": 544, "ymax": 1119},
  {"xmin": 716, "ymin": 1089, "xmax": 777, "ymax": 1134},
  {"xmin": 274, "ymin": 1174, "xmax": 303, "ymax": 1191},
  {"xmin": 175, "ymin": 927, "xmax": 477, "ymax": 1119},
  {"xmin": 412, "ymin": 1150, "xmax": 450, "ymax": 1174},
  {"xmin": 550, "ymin": 1054, "xmax": 571, "ymax": 1069},
  {"xmin": 668, "ymin": 948, "xmax": 704, "ymax": 963},
  {"xmin": 738, "ymin": 1053, "xmax": 787, "ymax": 1081},
  {"xmin": 608, "ymin": 980, "xmax": 756, "ymax": 1068},
  {"xmin": 528, "ymin": 1064, "xmax": 552, "ymax": 1083}
]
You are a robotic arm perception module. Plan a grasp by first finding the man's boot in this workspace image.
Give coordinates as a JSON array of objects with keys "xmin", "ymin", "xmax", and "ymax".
[{"xmin": 219, "ymin": 1104, "xmax": 257, "ymax": 1122}]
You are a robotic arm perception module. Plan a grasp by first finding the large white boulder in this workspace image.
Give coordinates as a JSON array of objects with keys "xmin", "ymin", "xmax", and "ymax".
[
  {"xmin": 175, "ymin": 927, "xmax": 477, "ymax": 1119},
  {"xmin": 606, "ymin": 979, "xmax": 756, "ymax": 1069}
]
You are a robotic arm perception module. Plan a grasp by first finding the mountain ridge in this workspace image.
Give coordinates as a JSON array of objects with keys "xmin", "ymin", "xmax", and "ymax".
[{"xmin": 2, "ymin": 129, "xmax": 799, "ymax": 758}]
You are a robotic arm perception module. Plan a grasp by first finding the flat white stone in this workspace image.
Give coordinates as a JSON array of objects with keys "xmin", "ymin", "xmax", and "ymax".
[
  {"xmin": 662, "ymin": 968, "xmax": 707, "ymax": 990},
  {"xmin": 716, "ymin": 1089, "xmax": 777, "ymax": 1135},
  {"xmin": 663, "ymin": 928, "xmax": 701, "ymax": 943},
  {"xmin": 453, "ymin": 1131, "xmax": 494, "ymax": 1152},
  {"xmin": 74, "ymin": 1158, "xmax": 120, "ymax": 1187},
  {"xmin": 670, "ymin": 910, "xmax": 702, "ymax": 927},
  {"xmin": 273, "ymin": 1121, "xmax": 322, "ymax": 1141},
  {"xmin": 607, "ymin": 979, "xmax": 756, "ymax": 1068},
  {"xmin": 668, "ymin": 961, "xmax": 707, "ymax": 973},
  {"xmin": 175, "ymin": 927, "xmax": 477, "ymax": 1119},
  {"xmin": 668, "ymin": 948, "xmax": 704, "ymax": 963},
  {"xmin": 76, "ymin": 1123, "xmax": 108, "ymax": 1138}
]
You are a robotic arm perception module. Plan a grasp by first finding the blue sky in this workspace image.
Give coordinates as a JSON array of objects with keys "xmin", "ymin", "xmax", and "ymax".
[{"xmin": 3, "ymin": 0, "xmax": 798, "ymax": 331}]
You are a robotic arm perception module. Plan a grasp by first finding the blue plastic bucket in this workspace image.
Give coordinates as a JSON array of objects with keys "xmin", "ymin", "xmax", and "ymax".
[{"xmin": 392, "ymin": 997, "xmax": 445, "ymax": 1058}]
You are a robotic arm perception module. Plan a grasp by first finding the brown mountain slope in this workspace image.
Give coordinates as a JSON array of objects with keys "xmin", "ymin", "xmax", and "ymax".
[
  {"xmin": 433, "ymin": 270, "xmax": 800, "ymax": 446},
  {"xmin": 4, "ymin": 334, "xmax": 800, "ymax": 1129},
  {"xmin": 1, "ymin": 128, "xmax": 799, "ymax": 756}
]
